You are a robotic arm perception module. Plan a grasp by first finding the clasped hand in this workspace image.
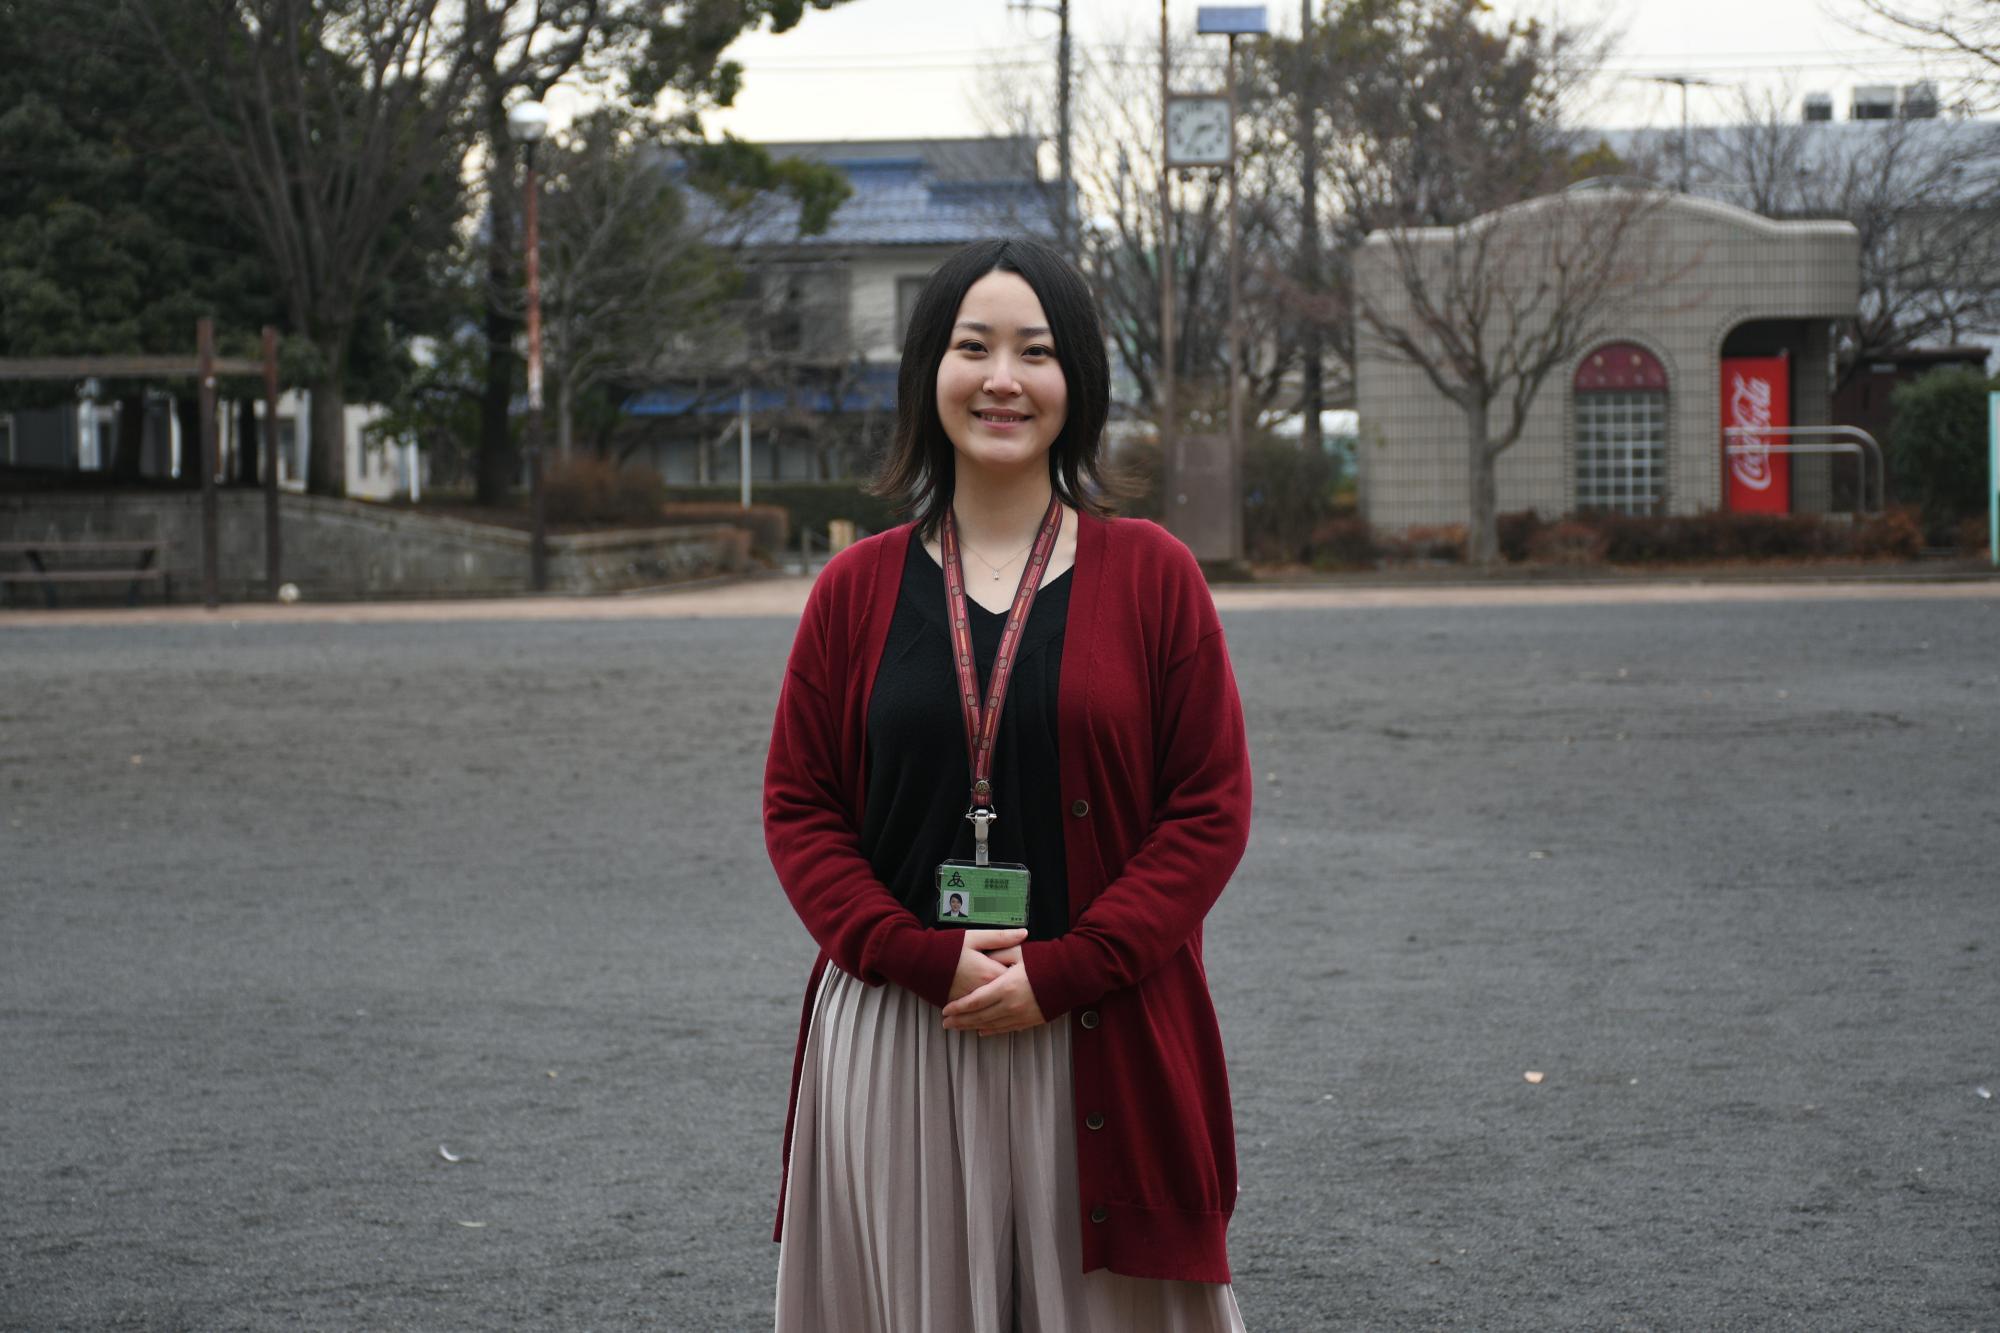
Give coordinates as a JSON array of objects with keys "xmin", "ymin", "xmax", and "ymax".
[{"xmin": 941, "ymin": 928, "xmax": 1047, "ymax": 1036}]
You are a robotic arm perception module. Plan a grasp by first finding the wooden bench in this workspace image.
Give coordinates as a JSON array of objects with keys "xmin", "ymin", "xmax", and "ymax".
[{"xmin": 0, "ymin": 540, "xmax": 169, "ymax": 608}]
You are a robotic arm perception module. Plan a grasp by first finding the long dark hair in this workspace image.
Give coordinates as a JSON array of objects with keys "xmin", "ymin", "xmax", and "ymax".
[{"xmin": 870, "ymin": 237, "xmax": 1116, "ymax": 539}]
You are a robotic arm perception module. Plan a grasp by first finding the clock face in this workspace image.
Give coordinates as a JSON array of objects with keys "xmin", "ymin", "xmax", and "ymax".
[{"xmin": 1165, "ymin": 95, "xmax": 1232, "ymax": 167}]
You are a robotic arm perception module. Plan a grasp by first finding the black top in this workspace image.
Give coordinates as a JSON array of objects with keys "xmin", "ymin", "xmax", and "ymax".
[{"xmin": 859, "ymin": 532, "xmax": 1073, "ymax": 941}]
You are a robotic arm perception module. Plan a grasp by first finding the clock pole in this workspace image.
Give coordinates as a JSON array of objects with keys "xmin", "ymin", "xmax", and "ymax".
[{"xmin": 1226, "ymin": 29, "xmax": 1244, "ymax": 563}]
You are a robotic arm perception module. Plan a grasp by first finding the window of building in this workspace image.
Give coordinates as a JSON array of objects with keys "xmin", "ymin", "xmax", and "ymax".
[
  {"xmin": 741, "ymin": 263, "xmax": 849, "ymax": 356},
  {"xmin": 896, "ymin": 275, "xmax": 926, "ymax": 346},
  {"xmin": 1573, "ymin": 343, "xmax": 1668, "ymax": 516}
]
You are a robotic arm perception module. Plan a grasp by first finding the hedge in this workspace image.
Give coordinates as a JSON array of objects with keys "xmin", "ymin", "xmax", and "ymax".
[
  {"xmin": 662, "ymin": 483, "xmax": 903, "ymax": 543},
  {"xmin": 1887, "ymin": 366, "xmax": 1996, "ymax": 538},
  {"xmin": 1306, "ymin": 507, "xmax": 1927, "ymax": 569}
]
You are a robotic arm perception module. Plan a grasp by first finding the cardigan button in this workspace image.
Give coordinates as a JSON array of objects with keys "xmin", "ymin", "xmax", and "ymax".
[
  {"xmin": 1085, "ymin": 1112, "xmax": 1105, "ymax": 1131},
  {"xmin": 1089, "ymin": 1206, "xmax": 1108, "ymax": 1224},
  {"xmin": 1078, "ymin": 1010, "xmax": 1100, "ymax": 1030},
  {"xmin": 1070, "ymin": 798, "xmax": 1089, "ymax": 818}
]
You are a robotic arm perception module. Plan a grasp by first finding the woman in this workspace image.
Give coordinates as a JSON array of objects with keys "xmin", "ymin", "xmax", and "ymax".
[{"xmin": 763, "ymin": 236, "xmax": 1253, "ymax": 1331}]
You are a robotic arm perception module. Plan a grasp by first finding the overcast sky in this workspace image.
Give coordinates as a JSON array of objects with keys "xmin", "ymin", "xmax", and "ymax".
[{"xmin": 653, "ymin": 0, "xmax": 1972, "ymax": 145}]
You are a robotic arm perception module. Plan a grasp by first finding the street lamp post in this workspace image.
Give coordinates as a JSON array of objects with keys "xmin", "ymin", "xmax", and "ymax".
[
  {"xmin": 1646, "ymin": 75, "xmax": 1717, "ymax": 193},
  {"xmin": 507, "ymin": 98, "xmax": 551, "ymax": 593}
]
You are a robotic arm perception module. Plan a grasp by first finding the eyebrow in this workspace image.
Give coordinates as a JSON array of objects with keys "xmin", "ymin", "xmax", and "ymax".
[{"xmin": 954, "ymin": 320, "xmax": 1053, "ymax": 337}]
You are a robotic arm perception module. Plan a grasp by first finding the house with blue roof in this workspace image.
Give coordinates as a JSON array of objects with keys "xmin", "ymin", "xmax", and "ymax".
[{"xmin": 620, "ymin": 136, "xmax": 1057, "ymax": 485}]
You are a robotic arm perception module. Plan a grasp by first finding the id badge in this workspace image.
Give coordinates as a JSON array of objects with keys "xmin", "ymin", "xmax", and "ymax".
[{"xmin": 935, "ymin": 859, "xmax": 1031, "ymax": 928}]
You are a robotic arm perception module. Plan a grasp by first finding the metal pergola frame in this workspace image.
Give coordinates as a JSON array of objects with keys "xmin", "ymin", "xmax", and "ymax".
[{"xmin": 0, "ymin": 319, "xmax": 281, "ymax": 609}]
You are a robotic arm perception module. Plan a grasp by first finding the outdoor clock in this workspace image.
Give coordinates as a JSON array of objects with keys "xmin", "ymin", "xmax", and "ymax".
[{"xmin": 1165, "ymin": 95, "xmax": 1232, "ymax": 168}]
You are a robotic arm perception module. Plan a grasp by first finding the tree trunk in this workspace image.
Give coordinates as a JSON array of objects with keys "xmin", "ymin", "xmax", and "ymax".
[
  {"xmin": 111, "ymin": 392, "xmax": 146, "ymax": 480},
  {"xmin": 307, "ymin": 371, "xmax": 347, "ymax": 497},
  {"xmin": 1466, "ymin": 400, "xmax": 1499, "ymax": 565},
  {"xmin": 477, "ymin": 127, "xmax": 519, "ymax": 506},
  {"xmin": 236, "ymin": 397, "xmax": 259, "ymax": 486}
]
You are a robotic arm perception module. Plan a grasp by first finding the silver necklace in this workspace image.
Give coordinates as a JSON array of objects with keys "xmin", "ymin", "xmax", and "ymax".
[{"xmin": 959, "ymin": 536, "xmax": 1034, "ymax": 581}]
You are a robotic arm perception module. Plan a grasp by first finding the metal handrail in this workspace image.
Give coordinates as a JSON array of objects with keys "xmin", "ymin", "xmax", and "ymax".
[{"xmin": 1722, "ymin": 424, "xmax": 1887, "ymax": 516}]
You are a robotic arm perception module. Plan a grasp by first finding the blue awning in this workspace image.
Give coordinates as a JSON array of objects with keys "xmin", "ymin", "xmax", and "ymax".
[{"xmin": 623, "ymin": 364, "xmax": 899, "ymax": 418}]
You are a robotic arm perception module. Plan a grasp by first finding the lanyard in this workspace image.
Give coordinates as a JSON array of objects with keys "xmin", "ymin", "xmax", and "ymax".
[{"xmin": 939, "ymin": 493, "xmax": 1064, "ymax": 866}]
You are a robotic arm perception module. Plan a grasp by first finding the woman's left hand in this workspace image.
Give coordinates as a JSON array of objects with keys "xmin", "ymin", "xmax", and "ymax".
[{"xmin": 940, "ymin": 960, "xmax": 1046, "ymax": 1036}]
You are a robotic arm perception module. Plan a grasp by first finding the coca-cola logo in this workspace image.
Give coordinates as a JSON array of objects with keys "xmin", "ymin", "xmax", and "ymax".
[{"xmin": 1728, "ymin": 373, "xmax": 1774, "ymax": 491}]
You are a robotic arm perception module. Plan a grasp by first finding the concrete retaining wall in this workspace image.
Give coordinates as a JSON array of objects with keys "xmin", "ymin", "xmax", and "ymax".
[{"xmin": 0, "ymin": 492, "xmax": 749, "ymax": 603}]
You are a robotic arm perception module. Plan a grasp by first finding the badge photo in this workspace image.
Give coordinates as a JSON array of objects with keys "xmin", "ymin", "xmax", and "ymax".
[{"xmin": 935, "ymin": 860, "xmax": 1030, "ymax": 928}]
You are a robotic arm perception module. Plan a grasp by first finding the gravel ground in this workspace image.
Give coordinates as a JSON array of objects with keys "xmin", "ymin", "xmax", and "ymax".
[{"xmin": 3, "ymin": 591, "xmax": 1996, "ymax": 1330}]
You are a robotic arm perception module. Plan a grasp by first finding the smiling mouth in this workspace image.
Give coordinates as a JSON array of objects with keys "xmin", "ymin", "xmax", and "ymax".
[{"xmin": 974, "ymin": 410, "xmax": 1029, "ymax": 423}]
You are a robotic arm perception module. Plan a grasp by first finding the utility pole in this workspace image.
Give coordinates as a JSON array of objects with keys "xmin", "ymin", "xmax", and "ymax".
[
  {"xmin": 1297, "ymin": 0, "xmax": 1322, "ymax": 455},
  {"xmin": 262, "ymin": 325, "xmax": 281, "ymax": 600},
  {"xmin": 1058, "ymin": 0, "xmax": 1072, "ymax": 254},
  {"xmin": 507, "ymin": 99, "xmax": 550, "ymax": 593},
  {"xmin": 1013, "ymin": 0, "xmax": 1075, "ymax": 254},
  {"xmin": 1158, "ymin": 0, "xmax": 1176, "ymax": 485},
  {"xmin": 1226, "ymin": 30, "xmax": 1244, "ymax": 491},
  {"xmin": 197, "ymin": 317, "xmax": 219, "ymax": 610}
]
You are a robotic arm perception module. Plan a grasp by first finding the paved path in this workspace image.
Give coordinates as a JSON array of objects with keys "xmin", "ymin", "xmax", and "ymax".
[
  {"xmin": 3, "ymin": 590, "xmax": 1996, "ymax": 1329},
  {"xmin": 4, "ymin": 571, "xmax": 1999, "ymax": 629}
]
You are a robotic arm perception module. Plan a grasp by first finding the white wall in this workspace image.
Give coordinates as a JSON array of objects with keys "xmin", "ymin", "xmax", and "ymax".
[
  {"xmin": 263, "ymin": 390, "xmax": 422, "ymax": 500},
  {"xmin": 846, "ymin": 247, "xmax": 955, "ymax": 360}
]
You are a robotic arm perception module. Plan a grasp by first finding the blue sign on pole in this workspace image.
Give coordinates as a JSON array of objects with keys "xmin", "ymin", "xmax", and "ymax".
[{"xmin": 1196, "ymin": 6, "xmax": 1269, "ymax": 35}]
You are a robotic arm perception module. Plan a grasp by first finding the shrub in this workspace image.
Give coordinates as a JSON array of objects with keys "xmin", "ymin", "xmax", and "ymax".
[
  {"xmin": 1770, "ymin": 514, "xmax": 1842, "ymax": 558},
  {"xmin": 1954, "ymin": 515, "xmax": 1992, "ymax": 556},
  {"xmin": 659, "ymin": 501, "xmax": 789, "ymax": 556},
  {"xmin": 1105, "ymin": 436, "xmax": 1164, "ymax": 521},
  {"xmin": 661, "ymin": 483, "xmax": 901, "ymax": 540},
  {"xmin": 1527, "ymin": 519, "xmax": 1610, "ymax": 565},
  {"xmin": 1594, "ymin": 515, "xmax": 1687, "ymax": 563},
  {"xmin": 1712, "ymin": 513, "xmax": 1833, "ymax": 559},
  {"xmin": 541, "ymin": 454, "xmax": 669, "ymax": 527},
  {"xmin": 1496, "ymin": 510, "xmax": 1543, "ymax": 563},
  {"xmin": 1241, "ymin": 434, "xmax": 1344, "ymax": 562},
  {"xmin": 1887, "ymin": 366, "xmax": 1994, "ymax": 532},
  {"xmin": 1103, "ymin": 433, "xmax": 1343, "ymax": 559},
  {"xmin": 1379, "ymin": 524, "xmax": 1467, "ymax": 563},
  {"xmin": 1307, "ymin": 516, "xmax": 1376, "ymax": 570},
  {"xmin": 1586, "ymin": 511, "xmax": 1850, "ymax": 563},
  {"xmin": 1853, "ymin": 506, "xmax": 1923, "ymax": 559}
]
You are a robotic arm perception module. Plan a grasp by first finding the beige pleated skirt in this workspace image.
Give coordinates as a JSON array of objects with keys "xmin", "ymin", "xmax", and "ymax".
[{"xmin": 775, "ymin": 963, "xmax": 1248, "ymax": 1333}]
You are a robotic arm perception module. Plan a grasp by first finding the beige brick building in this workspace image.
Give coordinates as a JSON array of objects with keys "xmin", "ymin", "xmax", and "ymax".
[{"xmin": 1354, "ymin": 190, "xmax": 1861, "ymax": 529}]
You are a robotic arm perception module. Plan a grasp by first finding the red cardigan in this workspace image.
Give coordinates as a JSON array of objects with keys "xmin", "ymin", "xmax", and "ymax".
[{"xmin": 762, "ymin": 508, "xmax": 1253, "ymax": 1283}]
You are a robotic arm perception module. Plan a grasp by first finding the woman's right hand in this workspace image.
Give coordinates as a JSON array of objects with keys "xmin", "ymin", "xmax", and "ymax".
[{"xmin": 946, "ymin": 928, "xmax": 1029, "ymax": 1003}]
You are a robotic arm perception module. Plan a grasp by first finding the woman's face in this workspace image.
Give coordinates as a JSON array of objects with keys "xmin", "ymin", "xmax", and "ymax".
[{"xmin": 934, "ymin": 269, "xmax": 1068, "ymax": 481}]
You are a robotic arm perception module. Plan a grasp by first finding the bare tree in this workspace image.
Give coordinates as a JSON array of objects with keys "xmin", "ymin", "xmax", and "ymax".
[
  {"xmin": 1252, "ymin": 0, "xmax": 1607, "ymax": 416},
  {"xmin": 1854, "ymin": 0, "xmax": 2000, "ymax": 99},
  {"xmin": 985, "ymin": 29, "xmax": 1297, "ymax": 430},
  {"xmin": 135, "ymin": 0, "xmax": 480, "ymax": 495},
  {"xmin": 538, "ymin": 111, "xmax": 740, "ymax": 458},
  {"xmin": 462, "ymin": 0, "xmax": 858, "ymax": 502},
  {"xmin": 1695, "ymin": 90, "xmax": 2000, "ymax": 378},
  {"xmin": 1353, "ymin": 185, "xmax": 1675, "ymax": 563}
]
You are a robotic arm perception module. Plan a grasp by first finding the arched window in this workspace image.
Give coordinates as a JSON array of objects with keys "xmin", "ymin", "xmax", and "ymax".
[{"xmin": 1574, "ymin": 342, "xmax": 1668, "ymax": 516}]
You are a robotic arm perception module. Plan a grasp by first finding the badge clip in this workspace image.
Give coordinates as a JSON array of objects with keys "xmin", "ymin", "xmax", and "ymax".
[{"xmin": 966, "ymin": 805, "xmax": 997, "ymax": 867}]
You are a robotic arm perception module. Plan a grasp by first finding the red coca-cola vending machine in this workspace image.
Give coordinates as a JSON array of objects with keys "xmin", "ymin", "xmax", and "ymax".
[{"xmin": 1721, "ymin": 354, "xmax": 1791, "ymax": 513}]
